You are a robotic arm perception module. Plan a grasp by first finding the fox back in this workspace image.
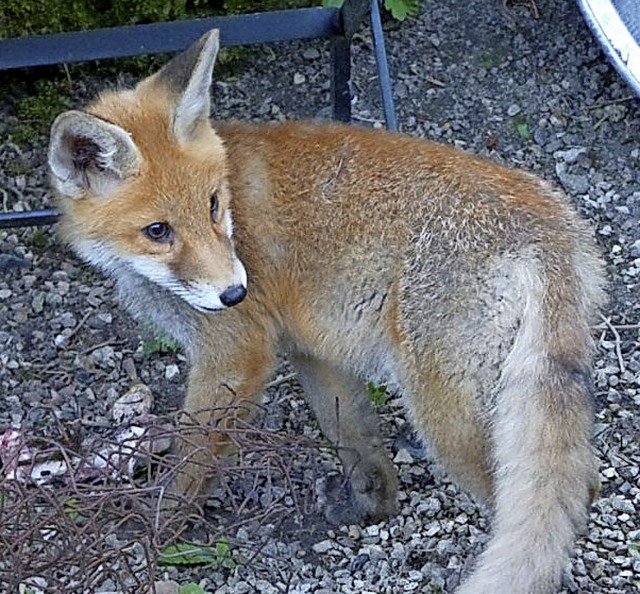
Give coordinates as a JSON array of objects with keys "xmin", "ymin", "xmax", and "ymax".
[{"xmin": 48, "ymin": 30, "xmax": 606, "ymax": 594}]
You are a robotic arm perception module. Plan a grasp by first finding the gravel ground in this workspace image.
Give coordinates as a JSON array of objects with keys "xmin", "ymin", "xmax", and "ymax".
[{"xmin": 0, "ymin": 0, "xmax": 639, "ymax": 593}]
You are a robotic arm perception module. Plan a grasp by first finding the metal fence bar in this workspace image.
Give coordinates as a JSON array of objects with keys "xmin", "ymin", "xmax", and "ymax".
[
  {"xmin": 0, "ymin": 210, "xmax": 60, "ymax": 230},
  {"xmin": 370, "ymin": 0, "xmax": 398, "ymax": 131},
  {"xmin": 0, "ymin": 8, "xmax": 342, "ymax": 71},
  {"xmin": 331, "ymin": 36, "xmax": 353, "ymax": 123}
]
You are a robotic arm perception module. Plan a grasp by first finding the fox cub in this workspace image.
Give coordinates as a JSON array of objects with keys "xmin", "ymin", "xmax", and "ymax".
[{"xmin": 48, "ymin": 30, "xmax": 605, "ymax": 594}]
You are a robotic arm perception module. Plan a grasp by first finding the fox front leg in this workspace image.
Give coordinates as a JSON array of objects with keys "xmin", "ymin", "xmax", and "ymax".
[{"xmin": 167, "ymin": 314, "xmax": 279, "ymax": 502}]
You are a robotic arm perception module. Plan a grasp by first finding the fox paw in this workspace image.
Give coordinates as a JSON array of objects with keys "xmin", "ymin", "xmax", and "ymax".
[{"xmin": 317, "ymin": 464, "xmax": 398, "ymax": 525}]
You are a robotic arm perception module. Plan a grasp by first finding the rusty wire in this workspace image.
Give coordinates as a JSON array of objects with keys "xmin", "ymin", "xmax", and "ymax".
[{"xmin": 0, "ymin": 407, "xmax": 328, "ymax": 593}]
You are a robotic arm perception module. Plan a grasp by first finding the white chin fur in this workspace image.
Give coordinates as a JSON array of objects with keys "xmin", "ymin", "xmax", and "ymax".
[{"xmin": 128, "ymin": 255, "xmax": 247, "ymax": 313}]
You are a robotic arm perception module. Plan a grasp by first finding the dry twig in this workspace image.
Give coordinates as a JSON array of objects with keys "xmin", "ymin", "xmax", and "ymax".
[
  {"xmin": 0, "ymin": 407, "xmax": 327, "ymax": 594},
  {"xmin": 599, "ymin": 314, "xmax": 627, "ymax": 374}
]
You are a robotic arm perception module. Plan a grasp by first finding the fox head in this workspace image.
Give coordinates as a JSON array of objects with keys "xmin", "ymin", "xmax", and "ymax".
[{"xmin": 47, "ymin": 30, "xmax": 247, "ymax": 312}]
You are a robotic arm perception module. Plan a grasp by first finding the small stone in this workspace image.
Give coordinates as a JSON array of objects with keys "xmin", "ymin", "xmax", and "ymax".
[
  {"xmin": 394, "ymin": 82, "xmax": 409, "ymax": 99},
  {"xmin": 418, "ymin": 497, "xmax": 442, "ymax": 516},
  {"xmin": 149, "ymin": 581, "xmax": 180, "ymax": 594},
  {"xmin": 255, "ymin": 580, "xmax": 278, "ymax": 594},
  {"xmin": 92, "ymin": 346, "xmax": 117, "ymax": 368},
  {"xmin": 0, "ymin": 254, "xmax": 29, "ymax": 272},
  {"xmin": 365, "ymin": 524, "xmax": 380, "ymax": 537},
  {"xmin": 348, "ymin": 525, "xmax": 361, "ymax": 540},
  {"xmin": 122, "ymin": 357, "xmax": 138, "ymax": 381},
  {"xmin": 610, "ymin": 496, "xmax": 635, "ymax": 514},
  {"xmin": 533, "ymin": 127, "xmax": 548, "ymax": 145},
  {"xmin": 54, "ymin": 334, "xmax": 67, "ymax": 347},
  {"xmin": 59, "ymin": 313, "xmax": 76, "ymax": 328},
  {"xmin": 394, "ymin": 448, "xmax": 414, "ymax": 464},
  {"xmin": 348, "ymin": 552, "xmax": 370, "ymax": 571},
  {"xmin": 302, "ymin": 48, "xmax": 320, "ymax": 60},
  {"xmin": 554, "ymin": 147, "xmax": 587, "ymax": 164},
  {"xmin": 234, "ymin": 582, "xmax": 252, "ymax": 594},
  {"xmin": 425, "ymin": 522, "xmax": 442, "ymax": 536},
  {"xmin": 293, "ymin": 73, "xmax": 306, "ymax": 85},
  {"xmin": 31, "ymin": 292, "xmax": 45, "ymax": 313},
  {"xmin": 312, "ymin": 539, "xmax": 334, "ymax": 554},
  {"xmin": 165, "ymin": 364, "xmax": 180, "ymax": 380},
  {"xmin": 112, "ymin": 383, "xmax": 154, "ymax": 423}
]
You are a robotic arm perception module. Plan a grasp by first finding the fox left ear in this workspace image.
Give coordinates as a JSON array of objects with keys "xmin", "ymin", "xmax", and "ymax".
[
  {"xmin": 150, "ymin": 29, "xmax": 220, "ymax": 142},
  {"xmin": 48, "ymin": 110, "xmax": 142, "ymax": 200}
]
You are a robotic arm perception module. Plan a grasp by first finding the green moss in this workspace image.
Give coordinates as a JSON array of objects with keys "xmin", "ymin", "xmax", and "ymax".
[
  {"xmin": 30, "ymin": 228, "xmax": 51, "ymax": 250},
  {"xmin": 0, "ymin": 0, "xmax": 195, "ymax": 38},
  {"xmin": 107, "ymin": 0, "xmax": 188, "ymax": 25},
  {"xmin": 0, "ymin": 1, "xmax": 325, "ymax": 84},
  {"xmin": 224, "ymin": 0, "xmax": 315, "ymax": 13},
  {"xmin": 0, "ymin": 0, "xmax": 98, "ymax": 38},
  {"xmin": 11, "ymin": 80, "xmax": 72, "ymax": 146}
]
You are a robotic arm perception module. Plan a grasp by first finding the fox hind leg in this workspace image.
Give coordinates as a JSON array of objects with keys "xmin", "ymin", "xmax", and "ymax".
[
  {"xmin": 290, "ymin": 352, "xmax": 399, "ymax": 524},
  {"xmin": 401, "ymin": 359, "xmax": 495, "ymax": 508}
]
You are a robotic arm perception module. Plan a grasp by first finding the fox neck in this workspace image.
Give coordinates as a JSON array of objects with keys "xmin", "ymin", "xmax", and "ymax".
[{"xmin": 69, "ymin": 233, "xmax": 203, "ymax": 358}]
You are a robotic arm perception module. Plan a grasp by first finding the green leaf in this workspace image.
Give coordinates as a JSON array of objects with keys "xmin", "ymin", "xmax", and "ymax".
[
  {"xmin": 324, "ymin": 0, "xmax": 420, "ymax": 20},
  {"xmin": 179, "ymin": 584, "xmax": 207, "ymax": 594},
  {"xmin": 158, "ymin": 541, "xmax": 235, "ymax": 569},
  {"xmin": 513, "ymin": 115, "xmax": 531, "ymax": 142},
  {"xmin": 64, "ymin": 497, "xmax": 80, "ymax": 522},
  {"xmin": 215, "ymin": 540, "xmax": 229, "ymax": 557},
  {"xmin": 158, "ymin": 544, "xmax": 216, "ymax": 567},
  {"xmin": 384, "ymin": 0, "xmax": 419, "ymax": 21},
  {"xmin": 216, "ymin": 540, "xmax": 236, "ymax": 569},
  {"xmin": 367, "ymin": 382, "xmax": 389, "ymax": 409}
]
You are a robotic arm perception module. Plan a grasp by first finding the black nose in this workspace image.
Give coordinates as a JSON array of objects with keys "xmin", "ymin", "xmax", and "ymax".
[{"xmin": 219, "ymin": 284, "xmax": 247, "ymax": 307}]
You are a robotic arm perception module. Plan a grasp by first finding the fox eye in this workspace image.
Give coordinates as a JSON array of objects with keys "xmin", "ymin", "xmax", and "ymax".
[
  {"xmin": 142, "ymin": 222, "xmax": 173, "ymax": 243},
  {"xmin": 210, "ymin": 191, "xmax": 219, "ymax": 222}
]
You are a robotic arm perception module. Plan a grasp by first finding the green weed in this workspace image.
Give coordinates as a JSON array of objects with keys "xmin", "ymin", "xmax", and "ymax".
[
  {"xmin": 367, "ymin": 382, "xmax": 389, "ymax": 409},
  {"xmin": 158, "ymin": 540, "xmax": 235, "ymax": 570},
  {"xmin": 143, "ymin": 335, "xmax": 181, "ymax": 355},
  {"xmin": 513, "ymin": 114, "xmax": 531, "ymax": 142}
]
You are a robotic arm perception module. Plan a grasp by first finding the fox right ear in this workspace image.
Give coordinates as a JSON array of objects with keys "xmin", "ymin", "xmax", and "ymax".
[
  {"xmin": 48, "ymin": 110, "xmax": 141, "ymax": 199},
  {"xmin": 150, "ymin": 29, "xmax": 220, "ymax": 142}
]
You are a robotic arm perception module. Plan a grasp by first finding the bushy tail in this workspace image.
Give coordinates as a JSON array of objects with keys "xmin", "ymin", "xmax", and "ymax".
[{"xmin": 457, "ymin": 259, "xmax": 602, "ymax": 594}]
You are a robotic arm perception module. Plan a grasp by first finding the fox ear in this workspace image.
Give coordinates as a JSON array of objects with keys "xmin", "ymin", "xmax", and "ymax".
[
  {"xmin": 48, "ymin": 110, "xmax": 142, "ymax": 199},
  {"xmin": 152, "ymin": 29, "xmax": 220, "ymax": 142}
]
